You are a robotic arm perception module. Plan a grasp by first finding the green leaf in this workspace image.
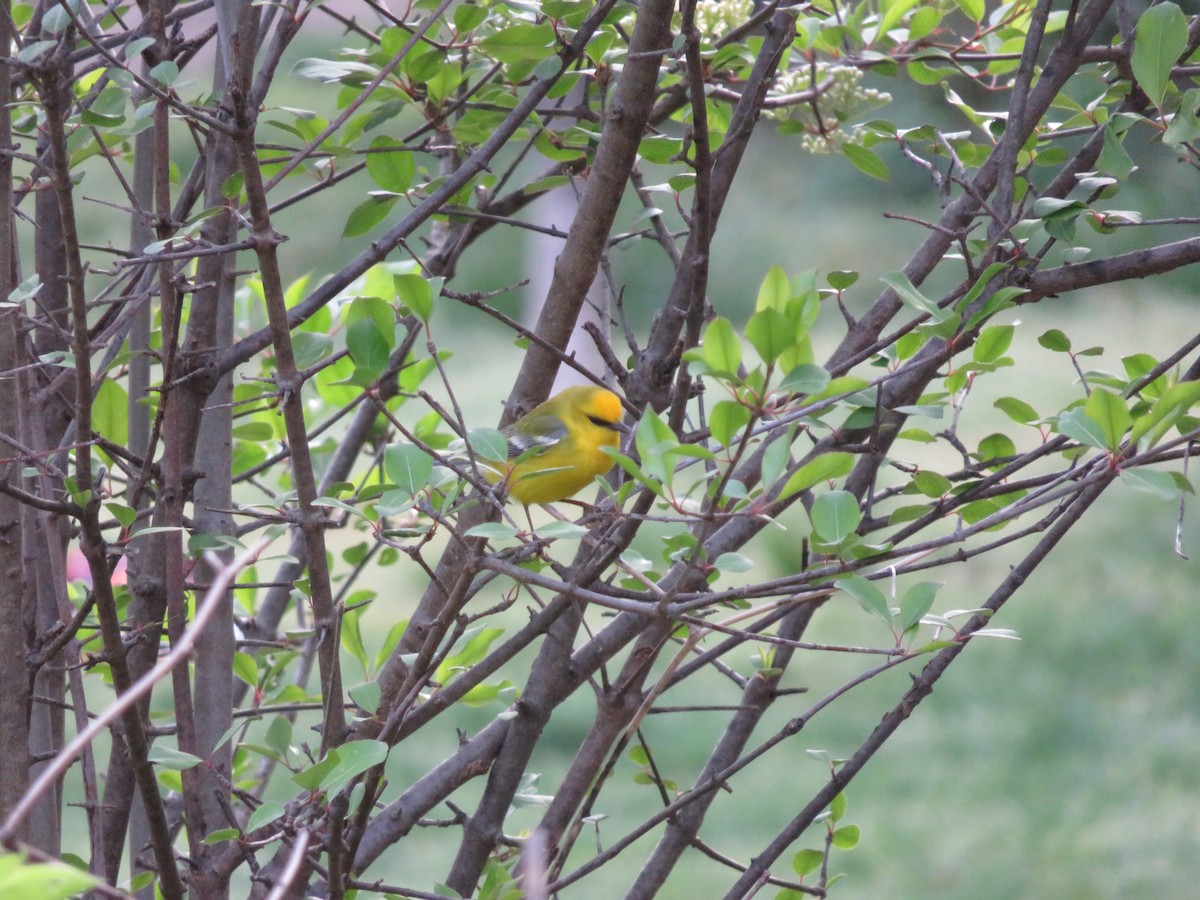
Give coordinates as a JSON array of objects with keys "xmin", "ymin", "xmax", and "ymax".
[
  {"xmin": 714, "ymin": 552, "xmax": 754, "ymax": 573},
  {"xmin": 232, "ymin": 651, "xmax": 258, "ymax": 688},
  {"xmin": 745, "ymin": 307, "xmax": 793, "ymax": 364},
  {"xmin": 701, "ymin": 316, "xmax": 742, "ymax": 375},
  {"xmin": 1132, "ymin": 2, "xmax": 1188, "ymax": 109},
  {"xmin": 1120, "ymin": 467, "xmax": 1181, "ymax": 500},
  {"xmin": 962, "ymin": 284, "xmax": 1024, "ymax": 331},
  {"xmin": 345, "ymin": 315, "xmax": 391, "ymax": 382},
  {"xmin": 760, "ymin": 425, "xmax": 794, "ymax": 489},
  {"xmin": 881, "ymin": 272, "xmax": 950, "ymax": 322},
  {"xmin": 779, "ymin": 452, "xmax": 854, "ymax": 500},
  {"xmin": 394, "ymin": 273, "xmax": 434, "ymax": 322},
  {"xmin": 294, "ymin": 57, "xmax": 379, "ymax": 83},
  {"xmin": 836, "ymin": 574, "xmax": 891, "ymax": 622},
  {"xmin": 463, "ymin": 522, "xmax": 518, "ymax": 540},
  {"xmin": 827, "ymin": 270, "xmax": 858, "ymax": 290},
  {"xmin": 829, "ymin": 791, "xmax": 847, "ymax": 822},
  {"xmin": 384, "ymin": 443, "xmax": 434, "ymax": 497},
  {"xmin": 977, "ymin": 432, "xmax": 1016, "ymax": 464},
  {"xmin": 1056, "ymin": 407, "xmax": 1108, "ymax": 450},
  {"xmin": 294, "ymin": 758, "xmax": 340, "ymax": 792},
  {"xmin": 314, "ymin": 740, "xmax": 388, "ymax": 793},
  {"xmin": 81, "ymin": 109, "xmax": 124, "ymax": 128},
  {"xmin": 365, "ymin": 136, "xmax": 414, "ymax": 193},
  {"xmin": 1122, "ymin": 352, "xmax": 1159, "ymax": 387},
  {"xmin": 710, "ymin": 400, "xmax": 750, "ymax": 448},
  {"xmin": 0, "ymin": 854, "xmax": 98, "ymax": 897},
  {"xmin": 635, "ymin": 408, "xmax": 680, "ymax": 486},
  {"xmin": 16, "ymin": 40, "xmax": 56, "ymax": 63},
  {"xmin": 536, "ymin": 521, "xmax": 589, "ymax": 540},
  {"xmin": 950, "ymin": 262, "xmax": 1008, "ymax": 314},
  {"xmin": 265, "ymin": 715, "xmax": 293, "ymax": 759},
  {"xmin": 221, "ymin": 171, "xmax": 244, "ymax": 200},
  {"xmin": 349, "ymin": 680, "xmax": 381, "ymax": 713},
  {"xmin": 791, "ymin": 848, "xmax": 825, "ymax": 877},
  {"xmin": 1163, "ymin": 88, "xmax": 1200, "ymax": 149},
  {"xmin": 341, "ymin": 605, "xmax": 368, "ymax": 669},
  {"xmin": 893, "ymin": 404, "xmax": 943, "ymax": 420},
  {"xmin": 1038, "ymin": 329, "xmax": 1072, "ymax": 352},
  {"xmin": 899, "ymin": 581, "xmax": 940, "ymax": 632},
  {"xmin": 1097, "ymin": 120, "xmax": 1135, "ymax": 180},
  {"xmin": 911, "ymin": 470, "xmax": 950, "ymax": 498},
  {"xmin": 1129, "ymin": 380, "xmax": 1200, "ymax": 447},
  {"xmin": 994, "ymin": 396, "xmax": 1039, "ymax": 425},
  {"xmin": 41, "ymin": 0, "xmax": 79, "ymax": 34},
  {"xmin": 637, "ymin": 134, "xmax": 682, "ymax": 164},
  {"xmin": 878, "ymin": 0, "xmax": 920, "ymax": 36},
  {"xmin": 292, "ymin": 332, "xmax": 333, "ymax": 368},
  {"xmin": 149, "ymin": 60, "xmax": 179, "ymax": 87},
  {"xmin": 124, "ymin": 37, "xmax": 155, "ymax": 59},
  {"xmin": 467, "ymin": 427, "xmax": 509, "ymax": 465},
  {"xmin": 831, "ymin": 824, "xmax": 861, "ymax": 849},
  {"xmin": 437, "ymin": 627, "xmax": 504, "ymax": 682},
  {"xmin": 842, "ymin": 142, "xmax": 890, "ymax": 181},
  {"xmin": 778, "ymin": 364, "xmax": 830, "ymax": 395},
  {"xmin": 480, "ymin": 23, "xmax": 555, "ymax": 64},
  {"xmin": 460, "ymin": 680, "xmax": 513, "ymax": 708},
  {"xmin": 973, "ymin": 325, "xmax": 1014, "ymax": 363},
  {"xmin": 1033, "ymin": 198, "xmax": 1085, "ymax": 218},
  {"xmin": 908, "ymin": 6, "xmax": 942, "ymax": 40},
  {"xmin": 147, "ymin": 746, "xmax": 203, "ymax": 771},
  {"xmin": 1084, "ymin": 388, "xmax": 1132, "ymax": 452},
  {"xmin": 92, "ymin": 378, "xmax": 128, "ymax": 446},
  {"xmin": 246, "ymin": 800, "xmax": 285, "ymax": 832},
  {"xmin": 810, "ymin": 490, "xmax": 861, "ymax": 542},
  {"xmin": 342, "ymin": 194, "xmax": 398, "ymax": 238},
  {"xmin": 755, "ymin": 265, "xmax": 791, "ymax": 312},
  {"xmin": 454, "ymin": 3, "xmax": 487, "ymax": 31},
  {"xmin": 106, "ymin": 502, "xmax": 137, "ymax": 529},
  {"xmin": 951, "ymin": 0, "xmax": 983, "ymax": 21}
]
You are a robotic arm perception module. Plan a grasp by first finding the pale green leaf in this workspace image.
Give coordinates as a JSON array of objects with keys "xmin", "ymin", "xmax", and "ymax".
[
  {"xmin": 842, "ymin": 142, "xmax": 890, "ymax": 181},
  {"xmin": 1056, "ymin": 407, "xmax": 1107, "ymax": 450},
  {"xmin": 342, "ymin": 194, "xmax": 398, "ymax": 238},
  {"xmin": 899, "ymin": 581, "xmax": 941, "ymax": 632},
  {"xmin": 384, "ymin": 443, "xmax": 434, "ymax": 496},
  {"xmin": 1084, "ymin": 388, "xmax": 1132, "ymax": 451},
  {"xmin": 811, "ymin": 490, "xmax": 861, "ymax": 542},
  {"xmin": 701, "ymin": 316, "xmax": 742, "ymax": 374},
  {"xmin": 710, "ymin": 399, "xmax": 750, "ymax": 448},
  {"xmin": 1131, "ymin": 2, "xmax": 1188, "ymax": 109},
  {"xmin": 147, "ymin": 746, "xmax": 203, "ymax": 771},
  {"xmin": 92, "ymin": 378, "xmax": 128, "ymax": 447},
  {"xmin": 836, "ymin": 574, "xmax": 891, "ymax": 622},
  {"xmin": 779, "ymin": 452, "xmax": 854, "ymax": 500},
  {"xmin": 881, "ymin": 272, "xmax": 950, "ymax": 322}
]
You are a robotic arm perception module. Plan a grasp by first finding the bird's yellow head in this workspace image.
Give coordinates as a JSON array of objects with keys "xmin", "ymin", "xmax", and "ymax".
[{"xmin": 571, "ymin": 385, "xmax": 625, "ymax": 431}]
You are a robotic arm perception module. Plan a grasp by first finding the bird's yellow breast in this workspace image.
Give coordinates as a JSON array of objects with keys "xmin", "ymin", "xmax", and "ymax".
[{"xmin": 501, "ymin": 386, "xmax": 624, "ymax": 505}]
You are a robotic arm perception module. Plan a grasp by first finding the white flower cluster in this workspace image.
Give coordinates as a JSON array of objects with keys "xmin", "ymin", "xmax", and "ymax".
[
  {"xmin": 767, "ymin": 63, "xmax": 892, "ymax": 151},
  {"xmin": 694, "ymin": 0, "xmax": 754, "ymax": 38}
]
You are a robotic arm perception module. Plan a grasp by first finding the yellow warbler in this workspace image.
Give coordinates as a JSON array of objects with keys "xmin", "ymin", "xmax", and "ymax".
[{"xmin": 486, "ymin": 385, "xmax": 627, "ymax": 506}]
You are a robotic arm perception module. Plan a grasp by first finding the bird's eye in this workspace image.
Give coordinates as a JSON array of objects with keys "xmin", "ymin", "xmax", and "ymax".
[{"xmin": 588, "ymin": 415, "xmax": 617, "ymax": 430}]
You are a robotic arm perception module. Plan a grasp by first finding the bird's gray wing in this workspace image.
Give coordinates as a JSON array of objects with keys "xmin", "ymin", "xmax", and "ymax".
[{"xmin": 504, "ymin": 413, "xmax": 567, "ymax": 459}]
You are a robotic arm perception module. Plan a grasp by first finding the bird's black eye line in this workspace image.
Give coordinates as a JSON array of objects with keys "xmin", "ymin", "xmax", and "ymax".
[{"xmin": 588, "ymin": 414, "xmax": 621, "ymax": 431}]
